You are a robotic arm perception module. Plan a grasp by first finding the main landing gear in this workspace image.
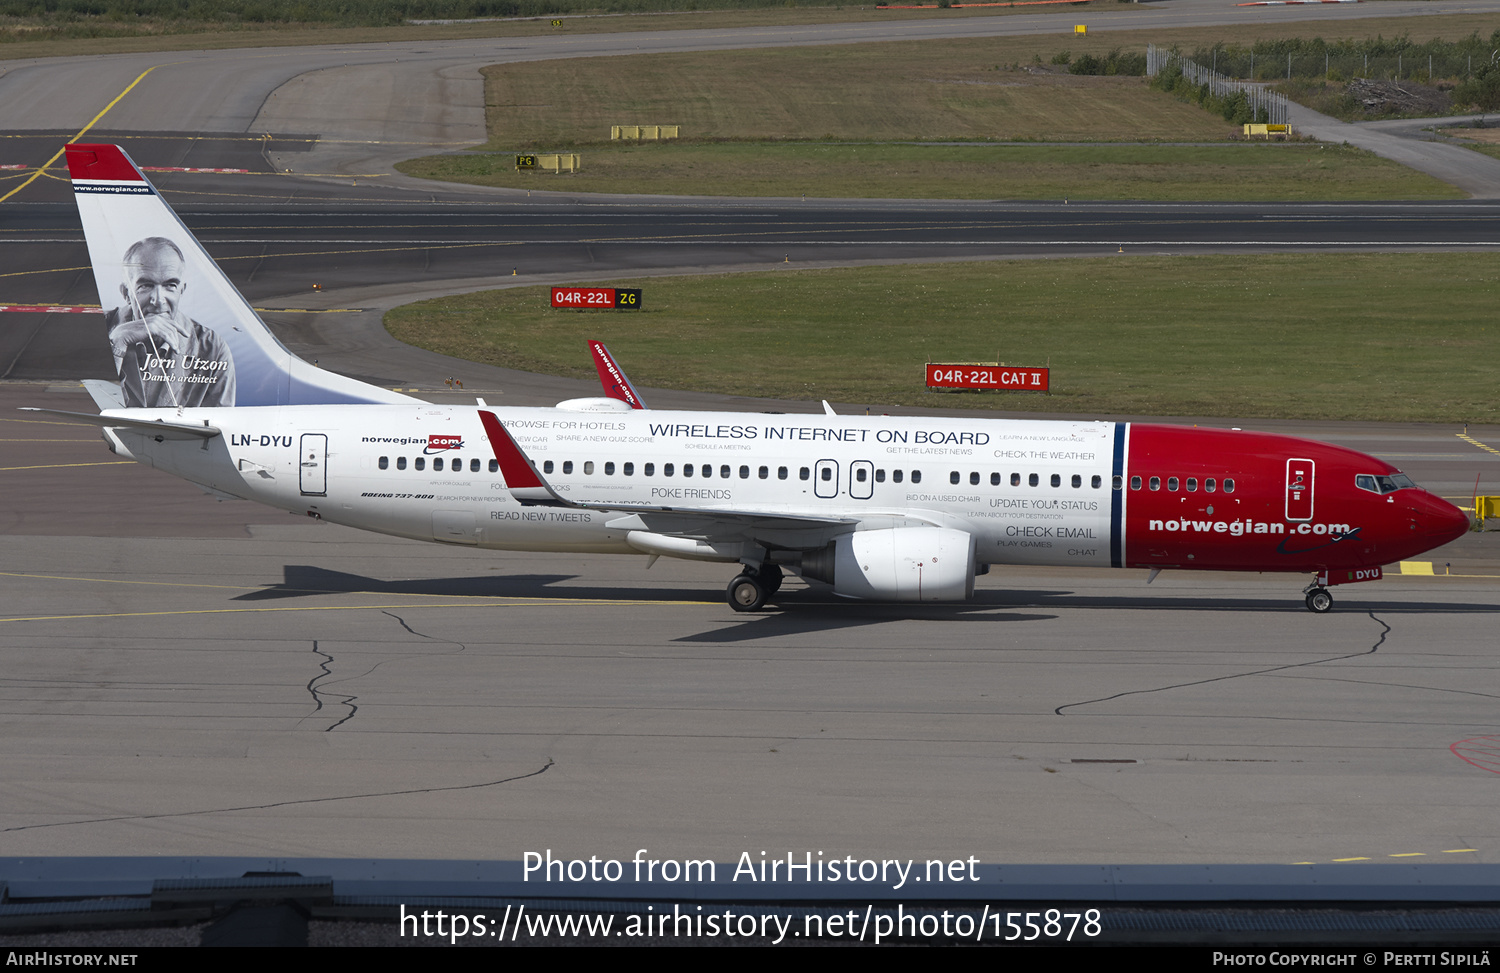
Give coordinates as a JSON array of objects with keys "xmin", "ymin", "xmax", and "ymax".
[
  {"xmin": 1303, "ymin": 585, "xmax": 1333, "ymax": 614},
  {"xmin": 727, "ymin": 564, "xmax": 783, "ymax": 612}
]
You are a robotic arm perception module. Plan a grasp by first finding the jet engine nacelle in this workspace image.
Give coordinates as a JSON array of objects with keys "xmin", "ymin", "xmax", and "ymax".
[{"xmin": 802, "ymin": 527, "xmax": 976, "ymax": 601}]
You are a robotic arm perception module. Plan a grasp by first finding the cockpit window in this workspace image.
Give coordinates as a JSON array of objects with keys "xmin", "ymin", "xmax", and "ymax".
[
  {"xmin": 1361, "ymin": 473, "xmax": 1416, "ymax": 494},
  {"xmin": 1356, "ymin": 473, "xmax": 1417, "ymax": 495}
]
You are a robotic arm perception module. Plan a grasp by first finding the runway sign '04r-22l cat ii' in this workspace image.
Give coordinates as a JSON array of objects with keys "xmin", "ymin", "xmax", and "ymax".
[{"xmin": 30, "ymin": 144, "xmax": 1469, "ymax": 613}]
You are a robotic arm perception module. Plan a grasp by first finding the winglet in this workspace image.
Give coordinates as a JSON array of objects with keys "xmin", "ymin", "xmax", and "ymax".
[
  {"xmin": 478, "ymin": 410, "xmax": 569, "ymax": 506},
  {"xmin": 588, "ymin": 341, "xmax": 647, "ymax": 409}
]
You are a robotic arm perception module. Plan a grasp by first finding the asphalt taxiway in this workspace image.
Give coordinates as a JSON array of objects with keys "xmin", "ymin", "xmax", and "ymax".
[{"xmin": 3, "ymin": 377, "xmax": 1498, "ymax": 865}]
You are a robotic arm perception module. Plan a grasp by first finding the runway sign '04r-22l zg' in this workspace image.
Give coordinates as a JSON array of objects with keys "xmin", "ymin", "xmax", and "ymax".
[
  {"xmin": 552, "ymin": 287, "xmax": 641, "ymax": 309},
  {"xmin": 28, "ymin": 143, "xmax": 1469, "ymax": 613}
]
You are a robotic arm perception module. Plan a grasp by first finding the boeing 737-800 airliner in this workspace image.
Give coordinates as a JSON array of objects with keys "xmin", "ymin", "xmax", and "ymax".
[{"xmin": 32, "ymin": 144, "xmax": 1469, "ymax": 613}]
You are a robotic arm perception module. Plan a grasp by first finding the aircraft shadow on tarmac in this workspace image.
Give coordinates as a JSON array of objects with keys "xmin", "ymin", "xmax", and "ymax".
[
  {"xmin": 232, "ymin": 565, "xmax": 709, "ymax": 603},
  {"xmin": 232, "ymin": 567, "xmax": 1500, "ymax": 640}
]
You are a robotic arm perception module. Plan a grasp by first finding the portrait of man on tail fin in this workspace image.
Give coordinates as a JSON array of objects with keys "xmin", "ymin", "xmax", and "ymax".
[{"xmin": 105, "ymin": 236, "xmax": 236, "ymax": 408}]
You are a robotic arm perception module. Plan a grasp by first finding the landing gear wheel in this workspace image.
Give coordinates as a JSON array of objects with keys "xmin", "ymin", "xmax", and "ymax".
[
  {"xmin": 728, "ymin": 574, "xmax": 766, "ymax": 612},
  {"xmin": 760, "ymin": 564, "xmax": 784, "ymax": 594},
  {"xmin": 1305, "ymin": 587, "xmax": 1333, "ymax": 614}
]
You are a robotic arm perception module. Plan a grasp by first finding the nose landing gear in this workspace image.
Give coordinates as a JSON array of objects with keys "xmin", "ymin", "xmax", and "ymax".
[
  {"xmin": 1303, "ymin": 585, "xmax": 1333, "ymax": 614},
  {"xmin": 727, "ymin": 563, "xmax": 783, "ymax": 612}
]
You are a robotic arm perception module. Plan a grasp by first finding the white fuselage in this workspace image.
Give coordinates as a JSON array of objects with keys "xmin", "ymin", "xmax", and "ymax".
[{"xmin": 101, "ymin": 404, "xmax": 1119, "ymax": 568}]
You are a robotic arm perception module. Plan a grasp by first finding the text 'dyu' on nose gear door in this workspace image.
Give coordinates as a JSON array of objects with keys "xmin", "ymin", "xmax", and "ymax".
[
  {"xmin": 1285, "ymin": 457, "xmax": 1315, "ymax": 522},
  {"xmin": 300, "ymin": 433, "xmax": 327, "ymax": 496}
]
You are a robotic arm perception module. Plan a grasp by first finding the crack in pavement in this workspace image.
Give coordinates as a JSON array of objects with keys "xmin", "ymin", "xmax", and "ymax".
[
  {"xmin": 297, "ymin": 611, "xmax": 468, "ymax": 732},
  {"xmin": 1, "ymin": 760, "xmax": 554, "ymax": 834},
  {"xmin": 298, "ymin": 638, "xmax": 359, "ymax": 732},
  {"xmin": 1054, "ymin": 611, "xmax": 1391, "ymax": 715}
]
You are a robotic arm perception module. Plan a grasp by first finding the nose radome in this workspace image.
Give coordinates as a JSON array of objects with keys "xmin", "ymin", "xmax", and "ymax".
[{"xmin": 1415, "ymin": 493, "xmax": 1470, "ymax": 545}]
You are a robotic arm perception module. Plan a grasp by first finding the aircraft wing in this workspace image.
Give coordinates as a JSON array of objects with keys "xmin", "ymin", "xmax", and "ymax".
[
  {"xmin": 20, "ymin": 408, "xmax": 221, "ymax": 440},
  {"xmin": 479, "ymin": 410, "xmax": 855, "ymax": 533}
]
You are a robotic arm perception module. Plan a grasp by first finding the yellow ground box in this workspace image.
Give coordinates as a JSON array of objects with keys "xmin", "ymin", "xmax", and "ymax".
[
  {"xmin": 538, "ymin": 153, "xmax": 580, "ymax": 173},
  {"xmin": 611, "ymin": 125, "xmax": 681, "ymax": 141}
]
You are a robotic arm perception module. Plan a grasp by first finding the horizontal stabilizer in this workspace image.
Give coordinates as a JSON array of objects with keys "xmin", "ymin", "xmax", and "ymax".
[{"xmin": 20, "ymin": 407, "xmax": 220, "ymax": 440}]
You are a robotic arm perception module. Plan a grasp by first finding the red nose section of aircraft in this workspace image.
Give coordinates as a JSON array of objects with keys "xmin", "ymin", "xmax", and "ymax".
[{"xmin": 1123, "ymin": 425, "xmax": 1466, "ymax": 573}]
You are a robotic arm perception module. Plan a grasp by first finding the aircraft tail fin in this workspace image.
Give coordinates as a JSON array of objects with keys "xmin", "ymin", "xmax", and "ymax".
[
  {"xmin": 65, "ymin": 143, "xmax": 418, "ymax": 409},
  {"xmin": 588, "ymin": 340, "xmax": 647, "ymax": 409}
]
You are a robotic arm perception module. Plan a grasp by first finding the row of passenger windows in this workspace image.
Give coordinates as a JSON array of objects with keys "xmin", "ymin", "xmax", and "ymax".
[
  {"xmin": 1130, "ymin": 475, "xmax": 1236, "ymax": 493},
  {"xmin": 537, "ymin": 461, "xmax": 928, "ymax": 483},
  {"xmin": 372, "ymin": 456, "xmax": 1119, "ymax": 490},
  {"xmin": 950, "ymin": 470, "xmax": 1104, "ymax": 489},
  {"xmin": 377, "ymin": 455, "xmax": 495, "ymax": 473}
]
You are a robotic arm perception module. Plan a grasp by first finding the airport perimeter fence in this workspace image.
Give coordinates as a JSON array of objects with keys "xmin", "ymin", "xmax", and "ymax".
[
  {"xmin": 1146, "ymin": 45, "xmax": 1290, "ymax": 127},
  {"xmin": 1199, "ymin": 51, "xmax": 1488, "ymax": 84}
]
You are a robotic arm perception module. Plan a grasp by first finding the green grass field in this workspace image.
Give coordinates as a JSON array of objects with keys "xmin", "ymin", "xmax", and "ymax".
[
  {"xmin": 398, "ymin": 141, "xmax": 1459, "ymax": 200},
  {"xmin": 384, "ymin": 253, "xmax": 1500, "ymax": 423},
  {"xmin": 393, "ymin": 23, "xmax": 1489, "ymax": 199}
]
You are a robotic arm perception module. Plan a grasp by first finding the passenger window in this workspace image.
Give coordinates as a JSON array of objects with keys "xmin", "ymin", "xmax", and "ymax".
[
  {"xmin": 378, "ymin": 456, "xmax": 388, "ymax": 470},
  {"xmin": 950, "ymin": 471, "xmax": 960, "ymax": 485},
  {"xmin": 489, "ymin": 459, "xmax": 499, "ymax": 473},
  {"xmin": 415, "ymin": 457, "xmax": 425, "ymax": 471},
  {"xmin": 584, "ymin": 461, "xmax": 594, "ymax": 475},
  {"xmin": 624, "ymin": 462, "xmax": 634, "ymax": 476},
  {"xmin": 1167, "ymin": 477, "xmax": 1178, "ymax": 491},
  {"xmin": 800, "ymin": 467, "xmax": 810, "ymax": 481},
  {"xmin": 645, "ymin": 463, "xmax": 655, "ymax": 476},
  {"xmin": 1130, "ymin": 475, "xmax": 1141, "ymax": 490},
  {"xmin": 1028, "ymin": 473, "xmax": 1038, "ymax": 487},
  {"xmin": 1186, "ymin": 477, "xmax": 1197, "ymax": 492},
  {"xmin": 1205, "ymin": 478, "xmax": 1215, "ymax": 493},
  {"xmin": 563, "ymin": 460, "xmax": 574, "ymax": 475},
  {"xmin": 1050, "ymin": 473, "xmax": 1061, "ymax": 488},
  {"xmin": 759, "ymin": 466, "xmax": 769, "ymax": 479},
  {"xmin": 397, "ymin": 456, "xmax": 407, "ymax": 470},
  {"xmin": 702, "ymin": 465, "xmax": 712, "ymax": 478},
  {"xmin": 605, "ymin": 462, "xmax": 615, "ymax": 475},
  {"xmin": 1224, "ymin": 478, "xmax": 1236, "ymax": 493},
  {"xmin": 434, "ymin": 458, "xmax": 444, "ymax": 472},
  {"xmin": 876, "ymin": 469, "xmax": 885, "ymax": 483},
  {"xmin": 543, "ymin": 460, "xmax": 554, "ymax": 474},
  {"xmin": 821, "ymin": 467, "xmax": 832, "ymax": 481},
  {"xmin": 991, "ymin": 472, "xmax": 1000, "ymax": 486},
  {"xmin": 1011, "ymin": 473, "xmax": 1020, "ymax": 487},
  {"xmin": 1149, "ymin": 476, "xmax": 1160, "ymax": 491},
  {"xmin": 911, "ymin": 470, "xmax": 922, "ymax": 484},
  {"xmin": 664, "ymin": 463, "xmax": 674, "ymax": 476},
  {"xmin": 720, "ymin": 465, "xmax": 730, "ymax": 478},
  {"xmin": 684, "ymin": 464, "xmax": 694, "ymax": 477},
  {"xmin": 1071, "ymin": 474, "xmax": 1081, "ymax": 488},
  {"xmin": 856, "ymin": 468, "xmax": 867, "ymax": 482},
  {"xmin": 778, "ymin": 466, "xmax": 788, "ymax": 480},
  {"xmin": 471, "ymin": 458, "xmax": 480, "ymax": 473},
  {"xmin": 970, "ymin": 472, "xmax": 980, "ymax": 486}
]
